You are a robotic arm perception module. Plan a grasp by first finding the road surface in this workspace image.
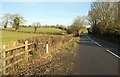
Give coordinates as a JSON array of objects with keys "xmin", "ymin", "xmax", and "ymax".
[{"xmin": 74, "ymin": 34, "xmax": 119, "ymax": 75}]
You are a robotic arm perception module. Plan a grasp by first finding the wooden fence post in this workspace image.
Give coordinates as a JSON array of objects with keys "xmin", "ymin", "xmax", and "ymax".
[
  {"xmin": 46, "ymin": 41, "xmax": 48, "ymax": 53},
  {"xmin": 13, "ymin": 40, "xmax": 16, "ymax": 47},
  {"xmin": 2, "ymin": 45, "xmax": 6, "ymax": 75},
  {"xmin": 12, "ymin": 41, "xmax": 16, "ymax": 75},
  {"xmin": 25, "ymin": 41, "xmax": 28, "ymax": 62},
  {"xmin": 0, "ymin": 48, "xmax": 1, "ymax": 76}
]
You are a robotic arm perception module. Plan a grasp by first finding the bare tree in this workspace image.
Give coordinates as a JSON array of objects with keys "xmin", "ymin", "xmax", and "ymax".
[
  {"xmin": 1, "ymin": 13, "xmax": 25, "ymax": 31},
  {"xmin": 88, "ymin": 1, "xmax": 120, "ymax": 42},
  {"xmin": 69, "ymin": 16, "xmax": 86, "ymax": 36},
  {"xmin": 1, "ymin": 13, "xmax": 11, "ymax": 29},
  {"xmin": 88, "ymin": 2, "xmax": 119, "ymax": 34},
  {"xmin": 32, "ymin": 22, "xmax": 41, "ymax": 33}
]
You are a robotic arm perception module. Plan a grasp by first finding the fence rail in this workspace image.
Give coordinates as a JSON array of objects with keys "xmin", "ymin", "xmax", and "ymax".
[
  {"xmin": 0, "ymin": 41, "xmax": 35, "ymax": 75},
  {"xmin": 0, "ymin": 35, "xmax": 73, "ymax": 75}
]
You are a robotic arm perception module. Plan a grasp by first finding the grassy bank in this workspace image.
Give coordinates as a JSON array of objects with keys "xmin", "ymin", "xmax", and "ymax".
[
  {"xmin": 48, "ymin": 37, "xmax": 80, "ymax": 75},
  {"xmin": 15, "ymin": 37, "xmax": 80, "ymax": 75}
]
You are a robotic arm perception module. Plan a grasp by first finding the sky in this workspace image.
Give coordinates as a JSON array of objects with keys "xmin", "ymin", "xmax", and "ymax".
[{"xmin": 0, "ymin": 2, "xmax": 91, "ymax": 26}]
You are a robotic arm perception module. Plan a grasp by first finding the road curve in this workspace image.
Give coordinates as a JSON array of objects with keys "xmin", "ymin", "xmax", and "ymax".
[{"xmin": 74, "ymin": 34, "xmax": 119, "ymax": 75}]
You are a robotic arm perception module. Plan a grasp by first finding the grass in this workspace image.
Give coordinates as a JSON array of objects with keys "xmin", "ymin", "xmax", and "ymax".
[
  {"xmin": 46, "ymin": 37, "xmax": 80, "ymax": 74},
  {"xmin": 1, "ymin": 30, "xmax": 43, "ymax": 44},
  {"xmin": 1, "ymin": 27, "xmax": 66, "ymax": 48},
  {"xmin": 15, "ymin": 37, "xmax": 79, "ymax": 75},
  {"xmin": 5, "ymin": 27, "xmax": 66, "ymax": 34},
  {"xmin": 1, "ymin": 30, "xmax": 45, "ymax": 48},
  {"xmin": 1, "ymin": 27, "xmax": 66, "ymax": 43}
]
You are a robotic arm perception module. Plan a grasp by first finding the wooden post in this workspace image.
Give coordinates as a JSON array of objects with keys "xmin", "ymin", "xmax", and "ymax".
[
  {"xmin": 11, "ymin": 40, "xmax": 16, "ymax": 75},
  {"xmin": 46, "ymin": 41, "xmax": 48, "ymax": 53},
  {"xmin": 0, "ymin": 60, "xmax": 1, "ymax": 76},
  {"xmin": 25, "ymin": 41, "xmax": 28, "ymax": 62},
  {"xmin": 2, "ymin": 45, "xmax": 6, "ymax": 75},
  {"xmin": 13, "ymin": 40, "xmax": 16, "ymax": 47}
]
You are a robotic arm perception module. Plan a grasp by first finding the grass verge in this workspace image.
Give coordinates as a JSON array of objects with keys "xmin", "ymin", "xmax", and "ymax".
[{"xmin": 15, "ymin": 37, "xmax": 80, "ymax": 75}]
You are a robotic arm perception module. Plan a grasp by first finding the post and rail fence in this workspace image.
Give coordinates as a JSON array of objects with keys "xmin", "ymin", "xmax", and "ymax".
[
  {"xmin": 0, "ymin": 41, "xmax": 36, "ymax": 75},
  {"xmin": 0, "ymin": 40, "xmax": 49, "ymax": 75},
  {"xmin": 0, "ymin": 35, "xmax": 73, "ymax": 75}
]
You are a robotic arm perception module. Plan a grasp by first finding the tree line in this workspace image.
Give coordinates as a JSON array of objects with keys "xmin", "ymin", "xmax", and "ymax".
[
  {"xmin": 67, "ymin": 16, "xmax": 86, "ymax": 36},
  {"xmin": 1, "ymin": 13, "xmax": 86, "ymax": 35},
  {"xmin": 88, "ymin": 2, "xmax": 120, "ymax": 40},
  {"xmin": 1, "ymin": 13, "xmax": 25, "ymax": 31}
]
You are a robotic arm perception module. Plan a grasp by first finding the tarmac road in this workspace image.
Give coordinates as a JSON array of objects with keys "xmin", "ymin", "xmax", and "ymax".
[{"xmin": 74, "ymin": 34, "xmax": 119, "ymax": 75}]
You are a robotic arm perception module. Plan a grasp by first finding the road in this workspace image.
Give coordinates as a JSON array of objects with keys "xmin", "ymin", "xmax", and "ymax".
[{"xmin": 74, "ymin": 34, "xmax": 119, "ymax": 75}]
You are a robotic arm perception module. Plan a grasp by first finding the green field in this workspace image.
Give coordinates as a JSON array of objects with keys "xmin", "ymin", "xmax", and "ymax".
[
  {"xmin": 1, "ymin": 27, "xmax": 66, "ymax": 48},
  {"xmin": 2, "ymin": 31, "xmax": 43, "ymax": 44},
  {"xmin": 5, "ymin": 27, "xmax": 66, "ymax": 34}
]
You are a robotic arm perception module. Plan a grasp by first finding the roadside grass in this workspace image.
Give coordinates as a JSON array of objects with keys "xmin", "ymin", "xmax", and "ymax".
[
  {"xmin": 15, "ymin": 37, "xmax": 80, "ymax": 75},
  {"xmin": 47, "ymin": 37, "xmax": 80, "ymax": 74}
]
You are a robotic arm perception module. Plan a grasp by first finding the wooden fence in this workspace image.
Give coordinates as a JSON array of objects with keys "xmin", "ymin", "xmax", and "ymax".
[
  {"xmin": 0, "ymin": 35, "xmax": 73, "ymax": 75},
  {"xmin": 0, "ymin": 41, "xmax": 35, "ymax": 75}
]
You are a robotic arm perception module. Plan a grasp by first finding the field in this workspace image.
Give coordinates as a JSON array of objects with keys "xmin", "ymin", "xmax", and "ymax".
[
  {"xmin": 5, "ymin": 27, "xmax": 66, "ymax": 34},
  {"xmin": 2, "ymin": 31, "xmax": 42, "ymax": 44},
  {"xmin": 1, "ymin": 27, "xmax": 67, "ymax": 48}
]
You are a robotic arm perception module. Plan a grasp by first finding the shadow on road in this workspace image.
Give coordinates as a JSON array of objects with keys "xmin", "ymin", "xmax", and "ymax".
[
  {"xmin": 74, "ymin": 34, "xmax": 119, "ymax": 75},
  {"xmin": 77, "ymin": 35, "xmax": 99, "ymax": 47}
]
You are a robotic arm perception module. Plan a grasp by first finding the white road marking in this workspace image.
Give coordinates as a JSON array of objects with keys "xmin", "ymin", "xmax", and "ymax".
[
  {"xmin": 87, "ymin": 36, "xmax": 91, "ymax": 40},
  {"xmin": 86, "ymin": 35, "xmax": 120, "ymax": 59},
  {"xmin": 86, "ymin": 36, "xmax": 94, "ymax": 41},
  {"xmin": 91, "ymin": 40, "xmax": 94, "ymax": 42},
  {"xmin": 86, "ymin": 36, "xmax": 101, "ymax": 47},
  {"xmin": 106, "ymin": 49, "xmax": 120, "ymax": 59},
  {"xmin": 94, "ymin": 42, "xmax": 101, "ymax": 47}
]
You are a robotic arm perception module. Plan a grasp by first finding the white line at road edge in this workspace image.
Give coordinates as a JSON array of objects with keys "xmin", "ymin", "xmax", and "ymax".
[
  {"xmin": 106, "ymin": 49, "xmax": 120, "ymax": 59},
  {"xmin": 94, "ymin": 42, "xmax": 101, "ymax": 47},
  {"xmin": 86, "ymin": 36, "xmax": 94, "ymax": 42},
  {"xmin": 86, "ymin": 36, "xmax": 101, "ymax": 47}
]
